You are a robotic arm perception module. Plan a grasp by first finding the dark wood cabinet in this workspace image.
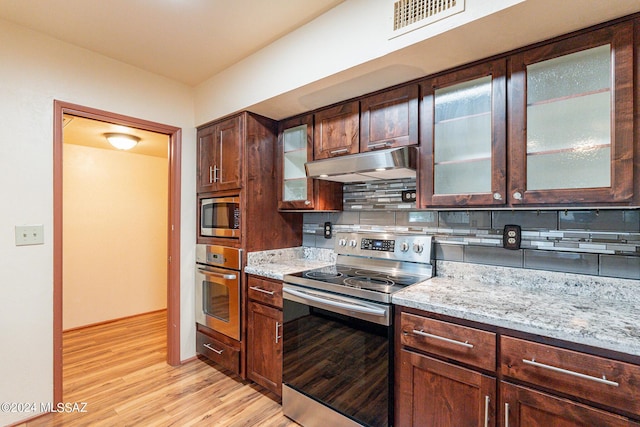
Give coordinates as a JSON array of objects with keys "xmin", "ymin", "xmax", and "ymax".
[
  {"xmin": 501, "ymin": 383, "xmax": 639, "ymax": 427},
  {"xmin": 276, "ymin": 114, "xmax": 342, "ymax": 211},
  {"xmin": 396, "ymin": 309, "xmax": 497, "ymax": 427},
  {"xmin": 508, "ymin": 21, "xmax": 634, "ymax": 206},
  {"xmin": 313, "ymin": 100, "xmax": 360, "ymax": 159},
  {"xmin": 196, "ymin": 324, "xmax": 241, "ymax": 375},
  {"xmin": 197, "ymin": 112, "xmax": 302, "ymax": 251},
  {"xmin": 395, "ymin": 307, "xmax": 640, "ymax": 427},
  {"xmin": 397, "ymin": 349, "xmax": 496, "ymax": 427},
  {"xmin": 418, "ymin": 59, "xmax": 507, "ymax": 208},
  {"xmin": 360, "ymin": 84, "xmax": 418, "ymax": 152},
  {"xmin": 246, "ymin": 275, "xmax": 283, "ymax": 397},
  {"xmin": 197, "ymin": 114, "xmax": 243, "ymax": 193}
]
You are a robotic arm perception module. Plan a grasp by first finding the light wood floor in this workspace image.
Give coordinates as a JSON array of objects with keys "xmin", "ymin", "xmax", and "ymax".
[{"xmin": 19, "ymin": 311, "xmax": 297, "ymax": 427}]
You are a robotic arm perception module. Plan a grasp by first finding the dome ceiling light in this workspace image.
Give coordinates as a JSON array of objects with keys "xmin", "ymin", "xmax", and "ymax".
[{"xmin": 105, "ymin": 133, "xmax": 140, "ymax": 150}]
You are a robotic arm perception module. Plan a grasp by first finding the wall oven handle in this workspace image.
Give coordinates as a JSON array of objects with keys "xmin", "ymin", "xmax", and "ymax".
[
  {"xmin": 283, "ymin": 288, "xmax": 386, "ymax": 317},
  {"xmin": 197, "ymin": 268, "xmax": 237, "ymax": 280}
]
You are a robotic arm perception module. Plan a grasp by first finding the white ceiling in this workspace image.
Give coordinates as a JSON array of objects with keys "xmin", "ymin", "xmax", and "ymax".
[{"xmin": 0, "ymin": 0, "xmax": 344, "ymax": 86}]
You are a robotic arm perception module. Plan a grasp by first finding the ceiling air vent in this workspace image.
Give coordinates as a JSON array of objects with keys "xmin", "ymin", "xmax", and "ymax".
[{"xmin": 391, "ymin": 0, "xmax": 465, "ymax": 38}]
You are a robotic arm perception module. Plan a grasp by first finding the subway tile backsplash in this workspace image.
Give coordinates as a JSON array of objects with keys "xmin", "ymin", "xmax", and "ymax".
[{"xmin": 303, "ymin": 203, "xmax": 640, "ymax": 280}]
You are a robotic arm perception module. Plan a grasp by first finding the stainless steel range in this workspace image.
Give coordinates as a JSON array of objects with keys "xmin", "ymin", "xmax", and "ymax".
[{"xmin": 282, "ymin": 232, "xmax": 434, "ymax": 427}]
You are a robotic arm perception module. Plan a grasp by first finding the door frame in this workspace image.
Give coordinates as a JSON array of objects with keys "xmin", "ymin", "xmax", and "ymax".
[{"xmin": 52, "ymin": 100, "xmax": 182, "ymax": 404}]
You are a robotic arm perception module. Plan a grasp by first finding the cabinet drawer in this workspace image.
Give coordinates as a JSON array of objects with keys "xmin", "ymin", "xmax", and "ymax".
[
  {"xmin": 501, "ymin": 336, "xmax": 640, "ymax": 416},
  {"xmin": 400, "ymin": 312, "xmax": 496, "ymax": 371},
  {"xmin": 247, "ymin": 276, "xmax": 282, "ymax": 308},
  {"xmin": 196, "ymin": 331, "xmax": 240, "ymax": 374}
]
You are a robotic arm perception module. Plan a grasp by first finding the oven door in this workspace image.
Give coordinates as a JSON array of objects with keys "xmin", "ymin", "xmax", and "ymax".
[
  {"xmin": 195, "ymin": 264, "xmax": 241, "ymax": 340},
  {"xmin": 282, "ymin": 284, "xmax": 392, "ymax": 427}
]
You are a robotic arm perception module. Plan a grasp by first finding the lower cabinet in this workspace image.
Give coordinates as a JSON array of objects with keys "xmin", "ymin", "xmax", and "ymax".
[
  {"xmin": 397, "ymin": 349, "xmax": 496, "ymax": 427},
  {"xmin": 501, "ymin": 382, "xmax": 639, "ymax": 427},
  {"xmin": 395, "ymin": 307, "xmax": 640, "ymax": 427},
  {"xmin": 246, "ymin": 276, "xmax": 283, "ymax": 397},
  {"xmin": 196, "ymin": 324, "xmax": 241, "ymax": 374}
]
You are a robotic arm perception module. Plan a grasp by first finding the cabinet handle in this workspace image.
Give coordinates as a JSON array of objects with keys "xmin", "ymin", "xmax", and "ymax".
[
  {"xmin": 411, "ymin": 329, "xmax": 474, "ymax": 348},
  {"xmin": 504, "ymin": 403, "xmax": 509, "ymax": 427},
  {"xmin": 249, "ymin": 286, "xmax": 275, "ymax": 295},
  {"xmin": 275, "ymin": 322, "xmax": 282, "ymax": 344},
  {"xmin": 484, "ymin": 395, "xmax": 490, "ymax": 427},
  {"xmin": 203, "ymin": 343, "xmax": 224, "ymax": 354},
  {"xmin": 512, "ymin": 191, "xmax": 523, "ymax": 200},
  {"xmin": 368, "ymin": 141, "xmax": 393, "ymax": 150},
  {"xmin": 493, "ymin": 192, "xmax": 502, "ymax": 200},
  {"xmin": 330, "ymin": 148, "xmax": 349, "ymax": 155},
  {"xmin": 304, "ymin": 200, "xmax": 311, "ymax": 206},
  {"xmin": 522, "ymin": 358, "xmax": 619, "ymax": 387},
  {"xmin": 213, "ymin": 165, "xmax": 219, "ymax": 183},
  {"xmin": 209, "ymin": 166, "xmax": 214, "ymax": 184}
]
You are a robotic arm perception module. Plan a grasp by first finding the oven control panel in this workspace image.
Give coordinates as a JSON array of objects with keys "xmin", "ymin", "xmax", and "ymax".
[
  {"xmin": 361, "ymin": 238, "xmax": 395, "ymax": 252},
  {"xmin": 335, "ymin": 232, "xmax": 433, "ymax": 263}
]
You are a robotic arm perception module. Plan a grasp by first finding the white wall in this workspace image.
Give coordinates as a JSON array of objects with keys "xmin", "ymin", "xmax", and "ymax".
[
  {"xmin": 0, "ymin": 19, "xmax": 196, "ymax": 426},
  {"xmin": 194, "ymin": 0, "xmax": 640, "ymax": 123},
  {"xmin": 63, "ymin": 144, "xmax": 168, "ymax": 330}
]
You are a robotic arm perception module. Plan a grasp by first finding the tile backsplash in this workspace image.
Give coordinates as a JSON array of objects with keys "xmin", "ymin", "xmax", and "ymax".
[{"xmin": 302, "ymin": 208, "xmax": 640, "ymax": 280}]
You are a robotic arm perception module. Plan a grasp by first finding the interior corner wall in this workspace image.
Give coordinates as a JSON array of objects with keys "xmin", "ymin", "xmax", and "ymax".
[
  {"xmin": 0, "ymin": 18, "xmax": 196, "ymax": 426},
  {"xmin": 62, "ymin": 144, "xmax": 167, "ymax": 330}
]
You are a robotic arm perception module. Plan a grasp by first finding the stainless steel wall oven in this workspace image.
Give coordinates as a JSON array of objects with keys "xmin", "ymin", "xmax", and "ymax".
[
  {"xmin": 195, "ymin": 244, "xmax": 242, "ymax": 341},
  {"xmin": 282, "ymin": 232, "xmax": 434, "ymax": 427}
]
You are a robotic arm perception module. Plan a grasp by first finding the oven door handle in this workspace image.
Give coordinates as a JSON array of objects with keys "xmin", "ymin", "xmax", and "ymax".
[
  {"xmin": 283, "ymin": 288, "xmax": 386, "ymax": 317},
  {"xmin": 197, "ymin": 267, "xmax": 237, "ymax": 280}
]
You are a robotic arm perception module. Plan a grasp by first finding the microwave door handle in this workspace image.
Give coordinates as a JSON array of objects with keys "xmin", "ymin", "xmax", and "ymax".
[
  {"xmin": 283, "ymin": 288, "xmax": 386, "ymax": 316},
  {"xmin": 197, "ymin": 268, "xmax": 237, "ymax": 280}
]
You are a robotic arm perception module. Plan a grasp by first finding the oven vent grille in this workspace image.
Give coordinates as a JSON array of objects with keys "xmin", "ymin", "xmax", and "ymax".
[{"xmin": 392, "ymin": 0, "xmax": 464, "ymax": 35}]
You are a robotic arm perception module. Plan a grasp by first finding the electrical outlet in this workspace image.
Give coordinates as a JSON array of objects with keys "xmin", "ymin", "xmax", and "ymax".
[
  {"xmin": 401, "ymin": 190, "xmax": 417, "ymax": 202},
  {"xmin": 324, "ymin": 221, "xmax": 332, "ymax": 239},
  {"xmin": 15, "ymin": 224, "xmax": 44, "ymax": 246},
  {"xmin": 502, "ymin": 224, "xmax": 521, "ymax": 250}
]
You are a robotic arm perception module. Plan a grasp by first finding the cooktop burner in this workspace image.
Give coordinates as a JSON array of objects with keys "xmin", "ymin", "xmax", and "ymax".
[{"xmin": 305, "ymin": 270, "xmax": 344, "ymax": 280}]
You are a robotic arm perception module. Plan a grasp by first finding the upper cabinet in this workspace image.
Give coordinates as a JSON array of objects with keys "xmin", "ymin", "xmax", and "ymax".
[
  {"xmin": 277, "ymin": 114, "xmax": 342, "ymax": 211},
  {"xmin": 508, "ymin": 22, "xmax": 634, "ymax": 205},
  {"xmin": 197, "ymin": 114, "xmax": 243, "ymax": 193},
  {"xmin": 419, "ymin": 59, "xmax": 507, "ymax": 207},
  {"xmin": 360, "ymin": 85, "xmax": 419, "ymax": 152},
  {"xmin": 313, "ymin": 100, "xmax": 360, "ymax": 159}
]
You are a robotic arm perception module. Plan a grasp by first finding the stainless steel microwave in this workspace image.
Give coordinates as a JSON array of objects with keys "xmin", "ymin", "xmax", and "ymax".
[{"xmin": 200, "ymin": 196, "xmax": 240, "ymax": 238}]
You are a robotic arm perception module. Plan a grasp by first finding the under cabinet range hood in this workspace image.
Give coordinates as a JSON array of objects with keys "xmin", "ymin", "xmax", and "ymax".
[{"xmin": 305, "ymin": 146, "xmax": 417, "ymax": 183}]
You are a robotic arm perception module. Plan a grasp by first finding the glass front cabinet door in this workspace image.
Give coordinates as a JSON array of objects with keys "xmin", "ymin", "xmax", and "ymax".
[
  {"xmin": 419, "ymin": 59, "xmax": 507, "ymax": 207},
  {"xmin": 277, "ymin": 114, "xmax": 342, "ymax": 211},
  {"xmin": 508, "ymin": 22, "xmax": 634, "ymax": 205}
]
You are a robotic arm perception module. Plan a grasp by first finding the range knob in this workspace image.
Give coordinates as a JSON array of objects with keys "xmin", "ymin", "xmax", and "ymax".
[
  {"xmin": 338, "ymin": 238, "xmax": 347, "ymax": 247},
  {"xmin": 413, "ymin": 243, "xmax": 424, "ymax": 254},
  {"xmin": 400, "ymin": 242, "xmax": 410, "ymax": 252},
  {"xmin": 349, "ymin": 239, "xmax": 358, "ymax": 247}
]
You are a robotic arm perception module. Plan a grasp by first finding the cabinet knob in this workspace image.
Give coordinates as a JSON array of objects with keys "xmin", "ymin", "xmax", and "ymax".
[
  {"xmin": 493, "ymin": 192, "xmax": 503, "ymax": 200},
  {"xmin": 513, "ymin": 191, "xmax": 523, "ymax": 200},
  {"xmin": 304, "ymin": 200, "xmax": 311, "ymax": 205}
]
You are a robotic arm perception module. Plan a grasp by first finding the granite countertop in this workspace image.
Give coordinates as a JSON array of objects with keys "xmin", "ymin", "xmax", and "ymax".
[
  {"xmin": 393, "ymin": 261, "xmax": 640, "ymax": 358},
  {"xmin": 244, "ymin": 247, "xmax": 335, "ymax": 280}
]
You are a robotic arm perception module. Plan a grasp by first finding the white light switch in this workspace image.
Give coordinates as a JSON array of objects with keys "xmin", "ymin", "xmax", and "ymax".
[{"xmin": 15, "ymin": 225, "xmax": 45, "ymax": 246}]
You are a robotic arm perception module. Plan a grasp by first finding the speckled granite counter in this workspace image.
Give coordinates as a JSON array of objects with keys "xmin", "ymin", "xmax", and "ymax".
[
  {"xmin": 393, "ymin": 261, "xmax": 640, "ymax": 358},
  {"xmin": 244, "ymin": 247, "xmax": 335, "ymax": 280}
]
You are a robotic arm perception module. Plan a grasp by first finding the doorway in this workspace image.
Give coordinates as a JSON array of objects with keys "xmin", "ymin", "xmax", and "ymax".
[{"xmin": 53, "ymin": 101, "xmax": 182, "ymax": 404}]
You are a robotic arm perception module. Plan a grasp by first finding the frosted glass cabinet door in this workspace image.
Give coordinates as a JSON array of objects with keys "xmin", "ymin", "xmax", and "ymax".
[
  {"xmin": 419, "ymin": 59, "xmax": 507, "ymax": 207},
  {"xmin": 277, "ymin": 115, "xmax": 315, "ymax": 210},
  {"xmin": 508, "ymin": 22, "xmax": 634, "ymax": 205}
]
